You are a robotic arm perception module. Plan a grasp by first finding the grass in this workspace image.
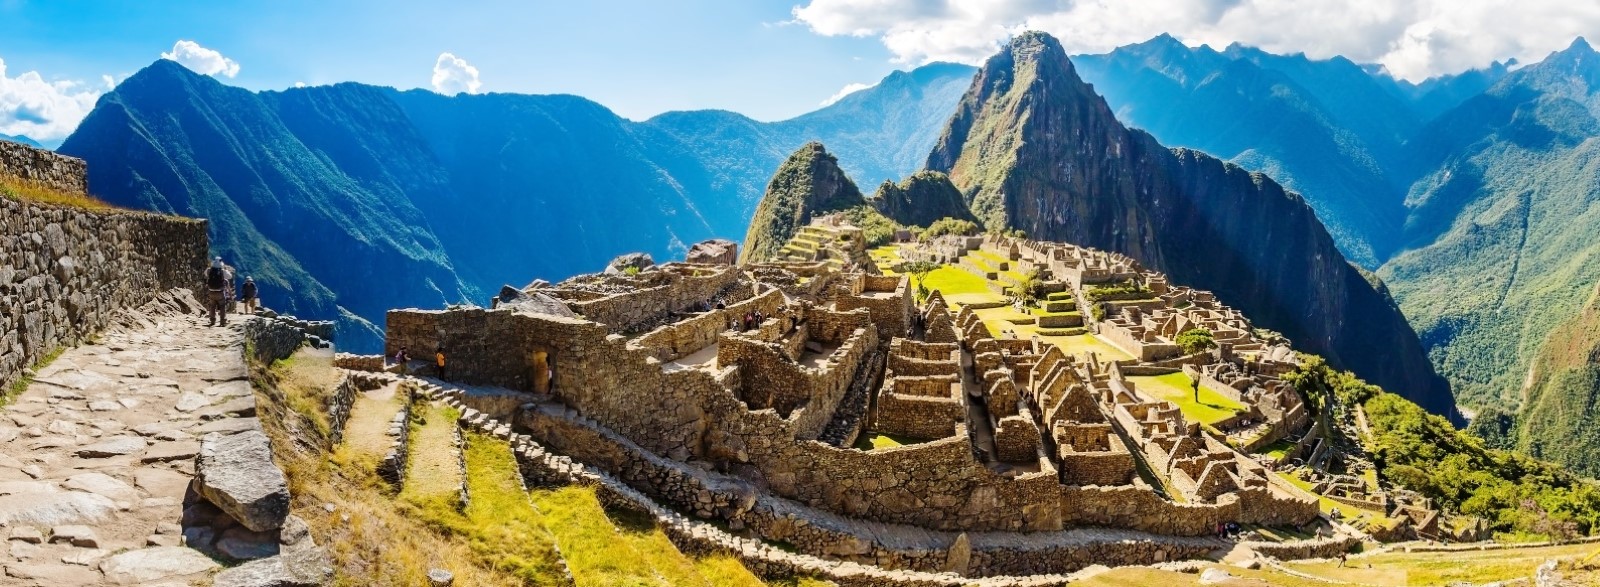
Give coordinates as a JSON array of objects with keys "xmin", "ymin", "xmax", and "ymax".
[
  {"xmin": 602, "ymin": 505, "xmax": 718, "ymax": 587},
  {"xmin": 403, "ymin": 431, "xmax": 571, "ymax": 585},
  {"xmin": 262, "ymin": 352, "xmax": 536, "ymax": 586},
  {"xmin": 530, "ymin": 485, "xmax": 677, "ymax": 586},
  {"xmin": 1258, "ymin": 438, "xmax": 1295, "ymax": 461},
  {"xmin": 917, "ymin": 266, "xmax": 996, "ymax": 298},
  {"xmin": 0, "ymin": 176, "xmax": 115, "ymax": 211},
  {"xmin": 1284, "ymin": 540, "xmax": 1598, "ymax": 586},
  {"xmin": 331, "ymin": 383, "xmax": 406, "ymax": 471},
  {"xmin": 2, "ymin": 346, "xmax": 62, "ymax": 408},
  {"xmin": 852, "ymin": 432, "xmax": 925, "ymax": 450},
  {"xmin": 399, "ymin": 402, "xmax": 465, "ymax": 504},
  {"xmin": 694, "ymin": 556, "xmax": 769, "ymax": 587},
  {"xmin": 1127, "ymin": 372, "xmax": 1247, "ymax": 425},
  {"xmin": 272, "ymin": 348, "xmax": 340, "ymax": 439}
]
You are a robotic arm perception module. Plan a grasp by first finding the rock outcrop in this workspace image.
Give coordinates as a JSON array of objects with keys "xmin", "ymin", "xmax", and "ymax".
[
  {"xmin": 194, "ymin": 429, "xmax": 291, "ymax": 533},
  {"xmin": 869, "ymin": 170, "xmax": 975, "ymax": 228},
  {"xmin": 927, "ymin": 31, "xmax": 1456, "ymax": 416},
  {"xmin": 686, "ymin": 238, "xmax": 738, "ymax": 265},
  {"xmin": 739, "ymin": 142, "xmax": 867, "ymax": 263}
]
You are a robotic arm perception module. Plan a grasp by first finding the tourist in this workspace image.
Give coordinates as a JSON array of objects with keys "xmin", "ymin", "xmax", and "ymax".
[
  {"xmin": 393, "ymin": 346, "xmax": 411, "ymax": 375},
  {"xmin": 435, "ymin": 346, "xmax": 447, "ymax": 380},
  {"xmin": 1191, "ymin": 377, "xmax": 1200, "ymax": 404},
  {"xmin": 1338, "ymin": 552, "xmax": 1347, "ymax": 568},
  {"xmin": 204, "ymin": 257, "xmax": 228, "ymax": 327},
  {"xmin": 239, "ymin": 276, "xmax": 258, "ymax": 315},
  {"xmin": 222, "ymin": 262, "xmax": 236, "ymax": 314}
]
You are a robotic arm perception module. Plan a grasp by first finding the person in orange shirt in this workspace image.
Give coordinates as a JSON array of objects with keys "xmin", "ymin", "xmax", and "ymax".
[{"xmin": 435, "ymin": 346, "xmax": 447, "ymax": 380}]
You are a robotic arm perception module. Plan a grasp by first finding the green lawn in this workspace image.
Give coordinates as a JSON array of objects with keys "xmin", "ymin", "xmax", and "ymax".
[
  {"xmin": 919, "ymin": 265, "xmax": 993, "ymax": 297},
  {"xmin": 1126, "ymin": 372, "xmax": 1247, "ymax": 425}
]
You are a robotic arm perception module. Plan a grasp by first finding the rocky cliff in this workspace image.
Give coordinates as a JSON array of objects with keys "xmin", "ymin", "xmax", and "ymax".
[
  {"xmin": 0, "ymin": 142, "xmax": 208, "ymax": 394},
  {"xmin": 928, "ymin": 32, "xmax": 1456, "ymax": 416},
  {"xmin": 739, "ymin": 142, "xmax": 866, "ymax": 263},
  {"xmin": 869, "ymin": 170, "xmax": 974, "ymax": 227}
]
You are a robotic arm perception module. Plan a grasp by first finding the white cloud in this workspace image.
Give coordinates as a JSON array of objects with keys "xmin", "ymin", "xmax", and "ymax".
[
  {"xmin": 160, "ymin": 40, "xmax": 240, "ymax": 78},
  {"xmin": 820, "ymin": 82, "xmax": 875, "ymax": 106},
  {"xmin": 0, "ymin": 57, "xmax": 102, "ymax": 143},
  {"xmin": 431, "ymin": 53, "xmax": 482, "ymax": 95},
  {"xmin": 790, "ymin": 0, "xmax": 1600, "ymax": 81},
  {"xmin": 294, "ymin": 81, "xmax": 307, "ymax": 88}
]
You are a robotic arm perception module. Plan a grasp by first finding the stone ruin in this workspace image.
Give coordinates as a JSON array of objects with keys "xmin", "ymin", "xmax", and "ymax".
[{"xmin": 373, "ymin": 218, "xmax": 1356, "ymax": 580}]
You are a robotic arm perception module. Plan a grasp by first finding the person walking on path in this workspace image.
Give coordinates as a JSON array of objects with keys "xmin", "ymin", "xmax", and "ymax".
[
  {"xmin": 205, "ymin": 257, "xmax": 228, "ymax": 327},
  {"xmin": 239, "ymin": 276, "xmax": 258, "ymax": 315},
  {"xmin": 435, "ymin": 346, "xmax": 447, "ymax": 380},
  {"xmin": 393, "ymin": 346, "xmax": 411, "ymax": 375}
]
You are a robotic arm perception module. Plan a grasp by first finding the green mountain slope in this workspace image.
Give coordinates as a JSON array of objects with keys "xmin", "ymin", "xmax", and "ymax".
[
  {"xmin": 1378, "ymin": 38, "xmax": 1600, "ymax": 410},
  {"xmin": 739, "ymin": 142, "xmax": 865, "ymax": 263},
  {"xmin": 58, "ymin": 61, "xmax": 972, "ymax": 351},
  {"xmin": 1072, "ymin": 35, "xmax": 1413, "ymax": 266},
  {"xmin": 1515, "ymin": 283, "xmax": 1600, "ymax": 476},
  {"xmin": 931, "ymin": 31, "xmax": 1457, "ymax": 417}
]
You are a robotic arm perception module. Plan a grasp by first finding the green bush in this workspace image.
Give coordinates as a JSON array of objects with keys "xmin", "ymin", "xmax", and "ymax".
[{"xmin": 923, "ymin": 217, "xmax": 980, "ymax": 239}]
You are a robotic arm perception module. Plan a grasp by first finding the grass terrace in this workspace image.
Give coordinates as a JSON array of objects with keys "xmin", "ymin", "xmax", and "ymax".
[
  {"xmin": 0, "ymin": 175, "xmax": 115, "ymax": 211},
  {"xmin": 1126, "ymin": 372, "xmax": 1247, "ymax": 426}
]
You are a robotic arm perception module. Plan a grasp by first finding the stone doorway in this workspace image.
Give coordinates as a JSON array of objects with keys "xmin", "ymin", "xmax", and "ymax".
[{"xmin": 532, "ymin": 348, "xmax": 554, "ymax": 394}]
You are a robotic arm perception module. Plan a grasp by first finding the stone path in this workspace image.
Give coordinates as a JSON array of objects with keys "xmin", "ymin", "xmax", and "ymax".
[{"xmin": 0, "ymin": 293, "xmax": 248, "ymax": 586}]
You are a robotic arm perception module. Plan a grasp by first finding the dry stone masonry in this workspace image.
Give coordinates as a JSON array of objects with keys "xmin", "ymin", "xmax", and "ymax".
[
  {"xmin": 368, "ymin": 215, "xmax": 1384, "ymax": 582},
  {"xmin": 0, "ymin": 144, "xmax": 208, "ymax": 398}
]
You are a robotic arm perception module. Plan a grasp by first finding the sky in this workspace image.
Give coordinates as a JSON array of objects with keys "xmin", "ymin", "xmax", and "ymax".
[{"xmin": 3, "ymin": 0, "xmax": 1599, "ymax": 145}]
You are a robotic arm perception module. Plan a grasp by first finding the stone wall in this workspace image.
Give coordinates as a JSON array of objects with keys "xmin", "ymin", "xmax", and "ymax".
[
  {"xmin": 556, "ymin": 264, "xmax": 745, "ymax": 333},
  {"xmin": 0, "ymin": 164, "xmax": 208, "ymax": 395},
  {"xmin": 630, "ymin": 289, "xmax": 785, "ymax": 361},
  {"xmin": 0, "ymin": 140, "xmax": 87, "ymax": 194},
  {"xmin": 873, "ymin": 379, "xmax": 964, "ymax": 440}
]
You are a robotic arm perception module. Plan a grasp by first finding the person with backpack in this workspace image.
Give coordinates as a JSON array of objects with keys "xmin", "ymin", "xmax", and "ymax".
[
  {"xmin": 239, "ymin": 276, "xmax": 258, "ymax": 315},
  {"xmin": 204, "ymin": 257, "xmax": 228, "ymax": 327}
]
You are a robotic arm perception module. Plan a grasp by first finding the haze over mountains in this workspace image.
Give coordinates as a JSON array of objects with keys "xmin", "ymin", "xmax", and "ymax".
[{"xmin": 52, "ymin": 31, "xmax": 1600, "ymax": 469}]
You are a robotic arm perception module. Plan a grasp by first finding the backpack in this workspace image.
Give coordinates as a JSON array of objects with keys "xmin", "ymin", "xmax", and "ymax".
[{"xmin": 206, "ymin": 267, "xmax": 225, "ymax": 290}]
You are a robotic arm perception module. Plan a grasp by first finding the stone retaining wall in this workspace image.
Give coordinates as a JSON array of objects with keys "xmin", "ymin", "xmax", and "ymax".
[
  {"xmin": 0, "ymin": 158, "xmax": 207, "ymax": 394},
  {"xmin": 376, "ymin": 386, "xmax": 415, "ymax": 490},
  {"xmin": 1245, "ymin": 534, "xmax": 1360, "ymax": 560},
  {"xmin": 630, "ymin": 289, "xmax": 785, "ymax": 362},
  {"xmin": 0, "ymin": 140, "xmax": 87, "ymax": 194},
  {"xmin": 447, "ymin": 393, "xmax": 1224, "ymax": 583}
]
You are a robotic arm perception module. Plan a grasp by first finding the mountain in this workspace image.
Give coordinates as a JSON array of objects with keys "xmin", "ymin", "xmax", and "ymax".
[
  {"xmin": 0, "ymin": 134, "xmax": 42, "ymax": 148},
  {"xmin": 1514, "ymin": 282, "xmax": 1600, "ymax": 476},
  {"xmin": 868, "ymin": 170, "xmax": 974, "ymax": 227},
  {"xmin": 1377, "ymin": 37, "xmax": 1600, "ymax": 414},
  {"xmin": 1071, "ymin": 35, "xmax": 1414, "ymax": 266},
  {"xmin": 58, "ymin": 60, "xmax": 972, "ymax": 351},
  {"xmin": 930, "ymin": 31, "xmax": 1456, "ymax": 416},
  {"xmin": 740, "ymin": 142, "xmax": 866, "ymax": 263}
]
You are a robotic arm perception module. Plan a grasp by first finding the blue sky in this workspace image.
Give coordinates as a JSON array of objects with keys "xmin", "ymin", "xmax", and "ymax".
[{"xmin": 5, "ymin": 0, "xmax": 1598, "ymax": 145}]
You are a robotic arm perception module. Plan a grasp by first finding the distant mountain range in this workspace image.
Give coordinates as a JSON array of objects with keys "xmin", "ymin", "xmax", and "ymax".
[
  {"xmin": 58, "ymin": 59, "xmax": 973, "ymax": 350},
  {"xmin": 0, "ymin": 133, "xmax": 41, "ymax": 148}
]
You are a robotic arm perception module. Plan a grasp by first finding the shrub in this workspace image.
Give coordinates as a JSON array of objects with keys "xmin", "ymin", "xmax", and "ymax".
[{"xmin": 923, "ymin": 217, "xmax": 980, "ymax": 239}]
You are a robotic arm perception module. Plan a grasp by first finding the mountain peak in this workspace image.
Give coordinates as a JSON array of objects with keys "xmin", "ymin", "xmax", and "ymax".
[
  {"xmin": 738, "ymin": 141, "xmax": 865, "ymax": 263},
  {"xmin": 1568, "ymin": 36, "xmax": 1594, "ymax": 54}
]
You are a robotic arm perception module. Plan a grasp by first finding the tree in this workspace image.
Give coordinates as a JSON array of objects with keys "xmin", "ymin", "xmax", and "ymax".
[
  {"xmin": 923, "ymin": 217, "xmax": 980, "ymax": 239},
  {"xmin": 903, "ymin": 261, "xmax": 941, "ymax": 304},
  {"xmin": 1176, "ymin": 328, "xmax": 1216, "ymax": 355}
]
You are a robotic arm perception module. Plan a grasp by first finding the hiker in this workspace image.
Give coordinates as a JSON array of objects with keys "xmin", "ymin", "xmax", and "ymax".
[
  {"xmin": 239, "ymin": 276, "xmax": 258, "ymax": 315},
  {"xmin": 204, "ymin": 257, "xmax": 228, "ymax": 326},
  {"xmin": 393, "ymin": 346, "xmax": 411, "ymax": 375},
  {"xmin": 435, "ymin": 347, "xmax": 447, "ymax": 380},
  {"xmin": 1337, "ymin": 552, "xmax": 1347, "ymax": 568},
  {"xmin": 222, "ymin": 262, "xmax": 236, "ymax": 314}
]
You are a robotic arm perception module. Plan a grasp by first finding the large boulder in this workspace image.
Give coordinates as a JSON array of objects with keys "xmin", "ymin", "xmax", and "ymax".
[
  {"xmin": 604, "ymin": 252, "xmax": 654, "ymax": 274},
  {"xmin": 195, "ymin": 429, "xmax": 290, "ymax": 532},
  {"xmin": 686, "ymin": 239, "xmax": 738, "ymax": 265},
  {"xmin": 211, "ymin": 547, "xmax": 333, "ymax": 587}
]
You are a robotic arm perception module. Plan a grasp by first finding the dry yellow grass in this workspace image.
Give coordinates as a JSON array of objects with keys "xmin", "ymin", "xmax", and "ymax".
[
  {"xmin": 399, "ymin": 401, "xmax": 465, "ymax": 503},
  {"xmin": 0, "ymin": 175, "xmax": 116, "ymax": 211},
  {"xmin": 261, "ymin": 354, "xmax": 530, "ymax": 587}
]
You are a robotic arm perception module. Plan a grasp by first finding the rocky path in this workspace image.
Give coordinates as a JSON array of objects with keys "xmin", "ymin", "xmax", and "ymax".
[{"xmin": 0, "ymin": 294, "xmax": 251, "ymax": 586}]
